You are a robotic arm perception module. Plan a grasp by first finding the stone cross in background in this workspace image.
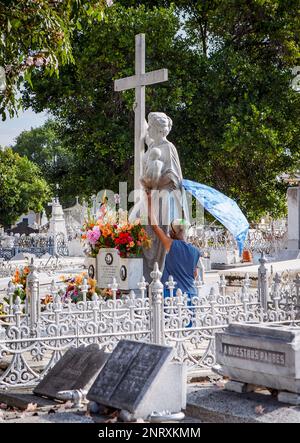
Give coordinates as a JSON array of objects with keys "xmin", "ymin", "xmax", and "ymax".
[{"xmin": 114, "ymin": 33, "xmax": 168, "ymax": 191}]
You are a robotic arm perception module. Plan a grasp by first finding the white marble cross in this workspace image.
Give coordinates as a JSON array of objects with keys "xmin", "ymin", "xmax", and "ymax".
[{"xmin": 114, "ymin": 33, "xmax": 168, "ymax": 191}]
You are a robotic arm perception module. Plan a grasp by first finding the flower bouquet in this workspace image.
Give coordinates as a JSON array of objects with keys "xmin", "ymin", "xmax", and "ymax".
[
  {"xmin": 4, "ymin": 266, "xmax": 30, "ymax": 304},
  {"xmin": 59, "ymin": 272, "xmax": 98, "ymax": 303},
  {"xmin": 99, "ymin": 287, "xmax": 122, "ymax": 301},
  {"xmin": 81, "ymin": 195, "xmax": 151, "ymax": 259},
  {"xmin": 114, "ymin": 222, "xmax": 151, "ymax": 258}
]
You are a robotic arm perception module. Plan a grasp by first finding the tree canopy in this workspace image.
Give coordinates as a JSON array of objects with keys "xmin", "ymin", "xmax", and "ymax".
[
  {"xmin": 0, "ymin": 0, "xmax": 107, "ymax": 119},
  {"xmin": 0, "ymin": 148, "xmax": 51, "ymax": 227},
  {"xmin": 12, "ymin": 119, "xmax": 75, "ymax": 207},
  {"xmin": 20, "ymin": 1, "xmax": 300, "ymax": 221}
]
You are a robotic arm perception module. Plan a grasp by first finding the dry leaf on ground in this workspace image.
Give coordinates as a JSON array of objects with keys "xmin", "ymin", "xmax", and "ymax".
[
  {"xmin": 105, "ymin": 417, "xmax": 118, "ymax": 423},
  {"xmin": 25, "ymin": 403, "xmax": 37, "ymax": 412},
  {"xmin": 60, "ymin": 401, "xmax": 73, "ymax": 410},
  {"xmin": 255, "ymin": 405, "xmax": 265, "ymax": 415}
]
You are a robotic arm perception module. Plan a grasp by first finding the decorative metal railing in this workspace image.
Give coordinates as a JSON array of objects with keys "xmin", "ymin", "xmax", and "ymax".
[
  {"xmin": 189, "ymin": 224, "xmax": 287, "ymax": 258},
  {"xmin": 0, "ymin": 233, "xmax": 69, "ymax": 260},
  {"xmin": 0, "ymin": 256, "xmax": 298, "ymax": 388}
]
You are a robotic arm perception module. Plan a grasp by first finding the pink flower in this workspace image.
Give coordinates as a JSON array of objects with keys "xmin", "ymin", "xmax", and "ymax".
[
  {"xmin": 34, "ymin": 57, "xmax": 44, "ymax": 67},
  {"xmin": 26, "ymin": 56, "xmax": 34, "ymax": 66},
  {"xmin": 114, "ymin": 194, "xmax": 120, "ymax": 204},
  {"xmin": 87, "ymin": 226, "xmax": 101, "ymax": 245},
  {"xmin": 99, "ymin": 205, "xmax": 107, "ymax": 219}
]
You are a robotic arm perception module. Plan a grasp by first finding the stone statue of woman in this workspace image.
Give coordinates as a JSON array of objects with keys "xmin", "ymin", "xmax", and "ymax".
[{"xmin": 140, "ymin": 112, "xmax": 188, "ymax": 281}]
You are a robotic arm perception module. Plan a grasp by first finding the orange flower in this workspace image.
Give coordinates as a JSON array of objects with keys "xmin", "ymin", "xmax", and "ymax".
[
  {"xmin": 42, "ymin": 295, "xmax": 53, "ymax": 305},
  {"xmin": 75, "ymin": 275, "xmax": 83, "ymax": 286},
  {"xmin": 23, "ymin": 267, "xmax": 30, "ymax": 275},
  {"xmin": 12, "ymin": 269, "xmax": 20, "ymax": 284},
  {"xmin": 102, "ymin": 225, "xmax": 112, "ymax": 238}
]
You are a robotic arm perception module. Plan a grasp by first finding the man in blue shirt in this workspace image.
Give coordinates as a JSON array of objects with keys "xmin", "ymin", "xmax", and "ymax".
[{"xmin": 147, "ymin": 192, "xmax": 201, "ymax": 297}]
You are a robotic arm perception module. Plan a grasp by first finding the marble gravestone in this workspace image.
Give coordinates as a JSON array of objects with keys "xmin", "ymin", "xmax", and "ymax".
[
  {"xmin": 97, "ymin": 248, "xmax": 120, "ymax": 288},
  {"xmin": 214, "ymin": 323, "xmax": 300, "ymax": 405},
  {"xmin": 34, "ymin": 344, "xmax": 108, "ymax": 400},
  {"xmin": 87, "ymin": 340, "xmax": 187, "ymax": 420}
]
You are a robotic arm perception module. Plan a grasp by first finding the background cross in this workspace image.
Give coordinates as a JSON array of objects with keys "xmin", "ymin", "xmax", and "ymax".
[{"xmin": 114, "ymin": 33, "xmax": 168, "ymax": 191}]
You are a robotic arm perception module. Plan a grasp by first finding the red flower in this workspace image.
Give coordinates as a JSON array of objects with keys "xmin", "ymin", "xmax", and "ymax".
[{"xmin": 115, "ymin": 232, "xmax": 133, "ymax": 245}]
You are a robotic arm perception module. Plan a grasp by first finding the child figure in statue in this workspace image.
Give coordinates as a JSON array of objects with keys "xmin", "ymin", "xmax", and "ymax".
[{"xmin": 141, "ymin": 147, "xmax": 164, "ymax": 190}]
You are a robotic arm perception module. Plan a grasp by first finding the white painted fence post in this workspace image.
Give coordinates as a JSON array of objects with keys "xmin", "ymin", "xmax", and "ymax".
[
  {"xmin": 258, "ymin": 253, "xmax": 269, "ymax": 313},
  {"xmin": 149, "ymin": 262, "xmax": 164, "ymax": 345},
  {"xmin": 7, "ymin": 280, "xmax": 15, "ymax": 316},
  {"xmin": 137, "ymin": 276, "xmax": 148, "ymax": 299},
  {"xmin": 26, "ymin": 259, "xmax": 40, "ymax": 334}
]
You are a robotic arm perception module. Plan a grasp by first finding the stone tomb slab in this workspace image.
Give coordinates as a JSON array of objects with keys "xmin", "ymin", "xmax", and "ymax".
[
  {"xmin": 34, "ymin": 344, "xmax": 108, "ymax": 400},
  {"xmin": 214, "ymin": 323, "xmax": 300, "ymax": 402},
  {"xmin": 87, "ymin": 340, "xmax": 185, "ymax": 419}
]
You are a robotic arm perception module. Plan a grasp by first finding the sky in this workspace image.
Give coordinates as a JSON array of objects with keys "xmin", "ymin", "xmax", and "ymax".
[{"xmin": 0, "ymin": 109, "xmax": 48, "ymax": 147}]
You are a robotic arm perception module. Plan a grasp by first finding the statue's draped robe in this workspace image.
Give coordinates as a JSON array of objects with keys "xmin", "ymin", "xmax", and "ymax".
[{"xmin": 141, "ymin": 141, "xmax": 189, "ymax": 282}]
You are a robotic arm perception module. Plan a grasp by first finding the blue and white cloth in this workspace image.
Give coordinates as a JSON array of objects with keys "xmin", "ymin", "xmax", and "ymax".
[{"xmin": 182, "ymin": 179, "xmax": 249, "ymax": 255}]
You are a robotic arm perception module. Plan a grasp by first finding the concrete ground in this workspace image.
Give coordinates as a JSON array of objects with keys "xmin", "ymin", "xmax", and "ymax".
[
  {"xmin": 186, "ymin": 382, "xmax": 300, "ymax": 423},
  {"xmin": 2, "ymin": 381, "xmax": 300, "ymax": 423}
]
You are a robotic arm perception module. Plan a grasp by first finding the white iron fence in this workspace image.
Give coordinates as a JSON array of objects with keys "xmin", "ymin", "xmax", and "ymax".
[
  {"xmin": 189, "ymin": 224, "xmax": 287, "ymax": 258},
  {"xmin": 0, "ymin": 256, "xmax": 299, "ymax": 388}
]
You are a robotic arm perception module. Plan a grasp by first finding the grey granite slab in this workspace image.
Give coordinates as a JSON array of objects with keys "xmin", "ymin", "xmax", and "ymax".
[
  {"xmin": 87, "ymin": 340, "xmax": 173, "ymax": 413},
  {"xmin": 34, "ymin": 344, "xmax": 108, "ymax": 400}
]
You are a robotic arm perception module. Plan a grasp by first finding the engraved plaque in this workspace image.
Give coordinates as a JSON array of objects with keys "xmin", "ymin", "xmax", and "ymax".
[
  {"xmin": 87, "ymin": 340, "xmax": 173, "ymax": 412},
  {"xmin": 34, "ymin": 345, "xmax": 108, "ymax": 399}
]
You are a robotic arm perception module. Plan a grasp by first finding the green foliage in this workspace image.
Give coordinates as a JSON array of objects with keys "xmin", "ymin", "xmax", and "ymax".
[
  {"xmin": 0, "ymin": 0, "xmax": 107, "ymax": 119},
  {"xmin": 0, "ymin": 148, "xmax": 51, "ymax": 227},
  {"xmin": 12, "ymin": 119, "xmax": 75, "ymax": 207},
  {"xmin": 23, "ymin": 4, "xmax": 188, "ymax": 197},
  {"xmin": 21, "ymin": 2, "xmax": 300, "ymax": 222}
]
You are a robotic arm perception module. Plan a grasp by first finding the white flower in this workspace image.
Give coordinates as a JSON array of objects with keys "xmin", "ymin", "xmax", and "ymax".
[
  {"xmin": 34, "ymin": 57, "xmax": 44, "ymax": 67},
  {"xmin": 26, "ymin": 56, "xmax": 34, "ymax": 66}
]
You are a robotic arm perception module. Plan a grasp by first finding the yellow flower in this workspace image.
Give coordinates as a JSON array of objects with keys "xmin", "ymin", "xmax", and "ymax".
[
  {"xmin": 88, "ymin": 278, "xmax": 97, "ymax": 292},
  {"xmin": 129, "ymin": 241, "xmax": 135, "ymax": 248}
]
